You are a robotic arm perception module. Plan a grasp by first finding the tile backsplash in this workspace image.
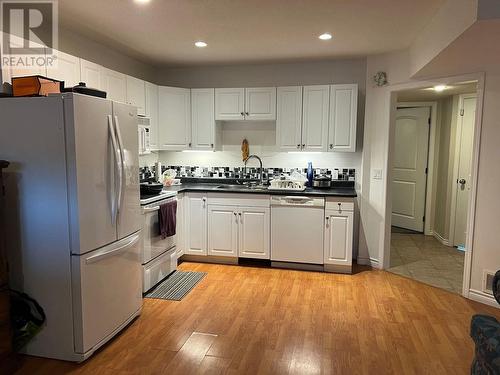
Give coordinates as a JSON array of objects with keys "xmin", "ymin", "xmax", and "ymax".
[{"xmin": 141, "ymin": 165, "xmax": 356, "ymax": 182}]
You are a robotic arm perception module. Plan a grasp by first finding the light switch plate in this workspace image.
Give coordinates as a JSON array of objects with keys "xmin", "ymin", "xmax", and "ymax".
[{"xmin": 372, "ymin": 169, "xmax": 383, "ymax": 180}]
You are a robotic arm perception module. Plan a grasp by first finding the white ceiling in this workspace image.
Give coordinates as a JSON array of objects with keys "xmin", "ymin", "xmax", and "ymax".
[
  {"xmin": 59, "ymin": 0, "xmax": 444, "ymax": 67},
  {"xmin": 397, "ymin": 82, "xmax": 477, "ymax": 102}
]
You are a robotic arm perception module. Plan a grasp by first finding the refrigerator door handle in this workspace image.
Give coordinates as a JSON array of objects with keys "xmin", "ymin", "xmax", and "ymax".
[
  {"xmin": 108, "ymin": 115, "xmax": 120, "ymax": 225},
  {"xmin": 114, "ymin": 115, "xmax": 125, "ymax": 215},
  {"xmin": 85, "ymin": 232, "xmax": 140, "ymax": 264}
]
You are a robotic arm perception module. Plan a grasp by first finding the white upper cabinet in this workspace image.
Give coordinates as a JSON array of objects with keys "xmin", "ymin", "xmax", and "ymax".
[
  {"xmin": 244, "ymin": 87, "xmax": 276, "ymax": 120},
  {"xmin": 276, "ymin": 86, "xmax": 303, "ymax": 151},
  {"xmin": 79, "ymin": 59, "xmax": 101, "ymax": 90},
  {"xmin": 215, "ymin": 88, "xmax": 245, "ymax": 120},
  {"xmin": 126, "ymin": 75, "xmax": 146, "ymax": 116},
  {"xmin": 328, "ymin": 84, "xmax": 358, "ymax": 152},
  {"xmin": 47, "ymin": 50, "xmax": 81, "ymax": 87},
  {"xmin": 191, "ymin": 88, "xmax": 215, "ymax": 150},
  {"xmin": 145, "ymin": 82, "xmax": 159, "ymax": 150},
  {"xmin": 158, "ymin": 86, "xmax": 191, "ymax": 150},
  {"xmin": 99, "ymin": 67, "xmax": 126, "ymax": 103},
  {"xmin": 302, "ymin": 85, "xmax": 329, "ymax": 151},
  {"xmin": 215, "ymin": 87, "xmax": 276, "ymax": 121}
]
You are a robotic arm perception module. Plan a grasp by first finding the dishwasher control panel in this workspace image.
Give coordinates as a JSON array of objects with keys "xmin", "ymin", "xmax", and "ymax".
[{"xmin": 270, "ymin": 196, "xmax": 325, "ymax": 207}]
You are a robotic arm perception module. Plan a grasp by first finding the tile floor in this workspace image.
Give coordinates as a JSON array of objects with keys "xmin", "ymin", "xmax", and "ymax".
[{"xmin": 388, "ymin": 229, "xmax": 465, "ymax": 293}]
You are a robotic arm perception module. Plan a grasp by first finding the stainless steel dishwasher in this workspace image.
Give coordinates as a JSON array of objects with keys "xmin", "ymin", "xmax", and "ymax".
[{"xmin": 270, "ymin": 195, "xmax": 325, "ymax": 268}]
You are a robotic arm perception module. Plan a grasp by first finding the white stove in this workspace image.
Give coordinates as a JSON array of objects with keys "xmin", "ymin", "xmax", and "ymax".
[
  {"xmin": 140, "ymin": 190, "xmax": 177, "ymax": 205},
  {"xmin": 140, "ymin": 190, "xmax": 178, "ymax": 292}
]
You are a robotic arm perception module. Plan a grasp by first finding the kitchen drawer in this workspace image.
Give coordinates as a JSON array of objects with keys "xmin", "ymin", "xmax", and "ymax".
[
  {"xmin": 325, "ymin": 198, "xmax": 354, "ymax": 212},
  {"xmin": 142, "ymin": 247, "xmax": 177, "ymax": 293},
  {"xmin": 207, "ymin": 193, "xmax": 270, "ymax": 208}
]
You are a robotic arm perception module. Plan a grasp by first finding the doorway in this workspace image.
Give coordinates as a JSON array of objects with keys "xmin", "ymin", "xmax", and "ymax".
[{"xmin": 387, "ymin": 81, "xmax": 478, "ymax": 294}]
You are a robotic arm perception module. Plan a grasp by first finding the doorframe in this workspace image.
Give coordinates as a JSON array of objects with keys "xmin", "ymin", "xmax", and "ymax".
[
  {"xmin": 382, "ymin": 72, "xmax": 485, "ymax": 300},
  {"xmin": 396, "ymin": 102, "xmax": 438, "ymax": 236},
  {"xmin": 448, "ymin": 93, "xmax": 478, "ymax": 248}
]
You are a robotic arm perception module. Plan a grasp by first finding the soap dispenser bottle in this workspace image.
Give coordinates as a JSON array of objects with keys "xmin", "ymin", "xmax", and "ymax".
[{"xmin": 307, "ymin": 162, "xmax": 313, "ymax": 187}]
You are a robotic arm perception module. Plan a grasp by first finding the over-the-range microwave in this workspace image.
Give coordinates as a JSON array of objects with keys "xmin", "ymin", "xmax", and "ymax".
[{"xmin": 138, "ymin": 116, "xmax": 151, "ymax": 155}]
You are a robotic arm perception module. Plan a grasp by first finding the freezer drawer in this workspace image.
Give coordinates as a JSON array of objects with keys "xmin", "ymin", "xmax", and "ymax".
[{"xmin": 71, "ymin": 231, "xmax": 142, "ymax": 354}]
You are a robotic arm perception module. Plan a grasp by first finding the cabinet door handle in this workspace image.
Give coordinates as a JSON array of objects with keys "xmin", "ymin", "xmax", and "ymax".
[
  {"xmin": 188, "ymin": 142, "xmax": 192, "ymax": 147},
  {"xmin": 240, "ymin": 112, "xmax": 244, "ymax": 116},
  {"xmin": 326, "ymin": 216, "xmax": 330, "ymax": 226},
  {"xmin": 245, "ymin": 112, "xmax": 249, "ymax": 116},
  {"xmin": 297, "ymin": 144, "xmax": 300, "ymax": 149},
  {"xmin": 302, "ymin": 144, "xmax": 305, "ymax": 148},
  {"xmin": 329, "ymin": 144, "xmax": 333, "ymax": 149},
  {"xmin": 211, "ymin": 143, "xmax": 214, "ymax": 148}
]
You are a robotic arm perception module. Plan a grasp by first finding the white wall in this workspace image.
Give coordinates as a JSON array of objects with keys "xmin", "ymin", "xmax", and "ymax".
[
  {"xmin": 58, "ymin": 26, "xmax": 157, "ymax": 82},
  {"xmin": 360, "ymin": 14, "xmax": 500, "ymax": 304}
]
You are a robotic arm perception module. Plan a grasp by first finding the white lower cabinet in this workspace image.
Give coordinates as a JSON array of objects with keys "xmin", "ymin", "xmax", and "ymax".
[
  {"xmin": 324, "ymin": 208, "xmax": 353, "ymax": 273},
  {"xmin": 238, "ymin": 207, "xmax": 270, "ymax": 259},
  {"xmin": 208, "ymin": 205, "xmax": 238, "ymax": 257},
  {"xmin": 207, "ymin": 197, "xmax": 270, "ymax": 259},
  {"xmin": 184, "ymin": 193, "xmax": 207, "ymax": 255}
]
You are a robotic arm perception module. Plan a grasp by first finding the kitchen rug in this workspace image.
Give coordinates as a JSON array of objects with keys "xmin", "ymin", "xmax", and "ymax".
[{"xmin": 145, "ymin": 271, "xmax": 206, "ymax": 301}]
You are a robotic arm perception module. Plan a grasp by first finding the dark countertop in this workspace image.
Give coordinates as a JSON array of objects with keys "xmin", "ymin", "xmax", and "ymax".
[{"xmin": 162, "ymin": 183, "xmax": 357, "ymax": 197}]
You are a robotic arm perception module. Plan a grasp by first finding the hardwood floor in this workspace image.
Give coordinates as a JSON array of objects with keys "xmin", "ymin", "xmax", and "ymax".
[{"xmin": 10, "ymin": 262, "xmax": 500, "ymax": 375}]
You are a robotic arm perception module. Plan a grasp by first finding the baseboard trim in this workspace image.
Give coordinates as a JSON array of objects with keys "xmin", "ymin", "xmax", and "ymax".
[
  {"xmin": 469, "ymin": 289, "xmax": 499, "ymax": 308},
  {"xmin": 357, "ymin": 257, "xmax": 380, "ymax": 269},
  {"xmin": 432, "ymin": 231, "xmax": 450, "ymax": 247}
]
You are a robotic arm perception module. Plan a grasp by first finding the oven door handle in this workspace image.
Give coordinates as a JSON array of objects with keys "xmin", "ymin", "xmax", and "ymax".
[{"xmin": 143, "ymin": 206, "xmax": 160, "ymax": 213}]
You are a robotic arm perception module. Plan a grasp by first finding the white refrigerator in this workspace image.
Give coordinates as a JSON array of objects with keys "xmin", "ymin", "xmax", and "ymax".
[{"xmin": 0, "ymin": 93, "xmax": 142, "ymax": 361}]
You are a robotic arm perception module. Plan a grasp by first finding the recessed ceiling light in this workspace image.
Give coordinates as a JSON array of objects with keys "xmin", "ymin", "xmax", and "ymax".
[
  {"xmin": 433, "ymin": 85, "xmax": 447, "ymax": 92},
  {"xmin": 195, "ymin": 41, "xmax": 207, "ymax": 48},
  {"xmin": 134, "ymin": 0, "xmax": 151, "ymax": 4},
  {"xmin": 319, "ymin": 33, "xmax": 332, "ymax": 40}
]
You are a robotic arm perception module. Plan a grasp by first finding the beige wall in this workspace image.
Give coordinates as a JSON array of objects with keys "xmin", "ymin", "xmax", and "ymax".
[{"xmin": 58, "ymin": 26, "xmax": 157, "ymax": 82}]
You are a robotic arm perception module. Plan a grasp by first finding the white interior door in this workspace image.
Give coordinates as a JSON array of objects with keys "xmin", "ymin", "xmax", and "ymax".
[
  {"xmin": 453, "ymin": 96, "xmax": 476, "ymax": 247},
  {"xmin": 391, "ymin": 107, "xmax": 430, "ymax": 232}
]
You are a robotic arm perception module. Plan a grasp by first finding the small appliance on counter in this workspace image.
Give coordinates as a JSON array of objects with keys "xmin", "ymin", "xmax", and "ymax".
[{"xmin": 312, "ymin": 174, "xmax": 332, "ymax": 189}]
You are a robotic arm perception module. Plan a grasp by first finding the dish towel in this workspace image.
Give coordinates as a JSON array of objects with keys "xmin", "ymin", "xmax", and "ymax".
[{"xmin": 159, "ymin": 200, "xmax": 177, "ymax": 238}]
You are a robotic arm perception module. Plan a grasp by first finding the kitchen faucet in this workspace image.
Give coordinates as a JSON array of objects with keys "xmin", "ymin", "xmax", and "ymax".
[{"xmin": 243, "ymin": 154, "xmax": 264, "ymax": 185}]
